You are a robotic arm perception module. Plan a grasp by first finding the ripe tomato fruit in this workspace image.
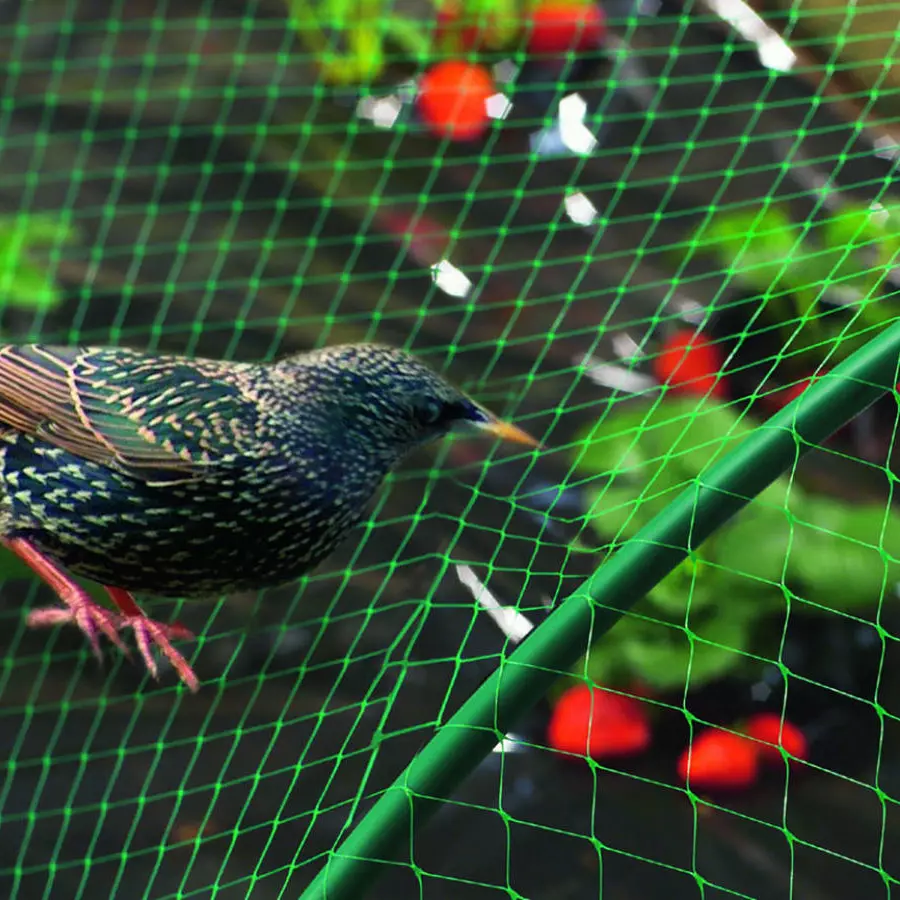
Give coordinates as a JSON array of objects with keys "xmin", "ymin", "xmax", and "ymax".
[
  {"xmin": 677, "ymin": 728, "xmax": 760, "ymax": 789},
  {"xmin": 527, "ymin": 2, "xmax": 607, "ymax": 54},
  {"xmin": 653, "ymin": 330, "xmax": 727, "ymax": 397},
  {"xmin": 548, "ymin": 684, "xmax": 652, "ymax": 759},
  {"xmin": 744, "ymin": 713, "xmax": 808, "ymax": 763},
  {"xmin": 417, "ymin": 60, "xmax": 495, "ymax": 141}
]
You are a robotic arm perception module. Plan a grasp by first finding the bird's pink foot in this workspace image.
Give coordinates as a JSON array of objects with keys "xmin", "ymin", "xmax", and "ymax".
[
  {"xmin": 27, "ymin": 600, "xmax": 129, "ymax": 661},
  {"xmin": 103, "ymin": 586, "xmax": 199, "ymax": 691},
  {"xmin": 7, "ymin": 538, "xmax": 200, "ymax": 691},
  {"xmin": 119, "ymin": 615, "xmax": 199, "ymax": 693}
]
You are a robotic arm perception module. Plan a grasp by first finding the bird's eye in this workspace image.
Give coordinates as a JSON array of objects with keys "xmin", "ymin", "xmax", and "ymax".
[{"xmin": 417, "ymin": 398, "xmax": 445, "ymax": 426}]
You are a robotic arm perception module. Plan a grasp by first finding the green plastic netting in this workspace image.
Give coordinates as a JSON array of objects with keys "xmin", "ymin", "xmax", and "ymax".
[{"xmin": 2, "ymin": 2, "xmax": 900, "ymax": 899}]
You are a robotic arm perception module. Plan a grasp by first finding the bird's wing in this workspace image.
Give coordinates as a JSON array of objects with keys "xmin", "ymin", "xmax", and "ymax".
[{"xmin": 0, "ymin": 344, "xmax": 269, "ymax": 484}]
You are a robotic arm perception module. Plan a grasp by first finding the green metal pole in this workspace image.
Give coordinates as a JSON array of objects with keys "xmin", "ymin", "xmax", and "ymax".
[{"xmin": 297, "ymin": 321, "xmax": 900, "ymax": 900}]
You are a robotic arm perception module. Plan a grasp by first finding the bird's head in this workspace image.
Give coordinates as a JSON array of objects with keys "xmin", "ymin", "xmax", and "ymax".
[{"xmin": 277, "ymin": 343, "xmax": 538, "ymax": 456}]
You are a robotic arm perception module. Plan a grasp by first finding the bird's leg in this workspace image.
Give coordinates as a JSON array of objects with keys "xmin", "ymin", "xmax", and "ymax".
[
  {"xmin": 7, "ymin": 537, "xmax": 200, "ymax": 692},
  {"xmin": 5, "ymin": 536, "xmax": 129, "ymax": 661},
  {"xmin": 102, "ymin": 586, "xmax": 199, "ymax": 692}
]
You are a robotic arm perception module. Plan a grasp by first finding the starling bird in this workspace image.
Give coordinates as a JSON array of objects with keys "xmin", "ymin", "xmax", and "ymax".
[{"xmin": 0, "ymin": 342, "xmax": 536, "ymax": 691}]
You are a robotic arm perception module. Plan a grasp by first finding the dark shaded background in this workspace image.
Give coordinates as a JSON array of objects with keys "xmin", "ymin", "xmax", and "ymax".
[{"xmin": 0, "ymin": 1, "xmax": 899, "ymax": 898}]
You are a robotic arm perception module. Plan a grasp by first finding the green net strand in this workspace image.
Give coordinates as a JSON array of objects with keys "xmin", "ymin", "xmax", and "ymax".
[{"xmin": 298, "ymin": 319, "xmax": 900, "ymax": 900}]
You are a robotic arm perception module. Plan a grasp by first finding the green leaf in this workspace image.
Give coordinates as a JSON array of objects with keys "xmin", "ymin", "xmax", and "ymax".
[
  {"xmin": 583, "ymin": 479, "xmax": 688, "ymax": 542},
  {"xmin": 710, "ymin": 566, "xmax": 787, "ymax": 612},
  {"xmin": 580, "ymin": 644, "xmax": 623, "ymax": 688},
  {"xmin": 790, "ymin": 534, "xmax": 886, "ymax": 608},
  {"xmin": 691, "ymin": 205, "xmax": 802, "ymax": 292},
  {"xmin": 786, "ymin": 248, "xmax": 867, "ymax": 296},
  {"xmin": 803, "ymin": 496, "xmax": 900, "ymax": 551},
  {"xmin": 645, "ymin": 561, "xmax": 718, "ymax": 616},
  {"xmin": 820, "ymin": 203, "xmax": 900, "ymax": 267},
  {"xmin": 639, "ymin": 399, "xmax": 753, "ymax": 473},
  {"xmin": 582, "ymin": 485, "xmax": 647, "ymax": 540},
  {"xmin": 0, "ymin": 264, "xmax": 64, "ymax": 311},
  {"xmin": 582, "ymin": 610, "xmax": 648, "ymax": 682},
  {"xmin": 574, "ymin": 397, "xmax": 753, "ymax": 480},
  {"xmin": 582, "ymin": 575, "xmax": 765, "ymax": 690},
  {"xmin": 15, "ymin": 213, "xmax": 79, "ymax": 246},
  {"xmin": 787, "ymin": 497, "xmax": 900, "ymax": 608},
  {"xmin": 575, "ymin": 397, "xmax": 793, "ymax": 542},
  {"xmin": 571, "ymin": 403, "xmax": 656, "ymax": 479},
  {"xmin": 0, "ymin": 213, "xmax": 78, "ymax": 311},
  {"xmin": 643, "ymin": 398, "xmax": 797, "ymax": 507},
  {"xmin": 713, "ymin": 507, "xmax": 794, "ymax": 585},
  {"xmin": 781, "ymin": 204, "xmax": 900, "ymax": 334},
  {"xmin": 617, "ymin": 612, "xmax": 752, "ymax": 691}
]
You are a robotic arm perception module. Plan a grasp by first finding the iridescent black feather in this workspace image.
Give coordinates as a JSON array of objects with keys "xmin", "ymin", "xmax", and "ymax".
[{"xmin": 0, "ymin": 342, "xmax": 505, "ymax": 596}]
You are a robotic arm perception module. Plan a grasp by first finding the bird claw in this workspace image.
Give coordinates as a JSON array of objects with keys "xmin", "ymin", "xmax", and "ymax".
[
  {"xmin": 121, "ymin": 616, "xmax": 199, "ymax": 693},
  {"xmin": 27, "ymin": 602, "xmax": 129, "ymax": 661},
  {"xmin": 13, "ymin": 540, "xmax": 199, "ymax": 690},
  {"xmin": 27, "ymin": 602, "xmax": 199, "ymax": 692}
]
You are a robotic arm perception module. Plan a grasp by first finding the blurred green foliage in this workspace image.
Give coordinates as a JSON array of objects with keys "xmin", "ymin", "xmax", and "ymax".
[
  {"xmin": 686, "ymin": 200, "xmax": 900, "ymax": 366},
  {"xmin": 570, "ymin": 396, "xmax": 900, "ymax": 690},
  {"xmin": 284, "ymin": 0, "xmax": 584, "ymax": 84},
  {"xmin": 0, "ymin": 213, "xmax": 79, "ymax": 313}
]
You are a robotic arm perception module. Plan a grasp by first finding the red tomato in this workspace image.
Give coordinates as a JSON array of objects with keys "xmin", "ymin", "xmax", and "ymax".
[
  {"xmin": 417, "ymin": 60, "xmax": 496, "ymax": 141},
  {"xmin": 677, "ymin": 728, "xmax": 760, "ymax": 789},
  {"xmin": 743, "ymin": 713, "xmax": 808, "ymax": 763},
  {"xmin": 527, "ymin": 2, "xmax": 607, "ymax": 55},
  {"xmin": 653, "ymin": 331, "xmax": 727, "ymax": 397},
  {"xmin": 548, "ymin": 684, "xmax": 651, "ymax": 759}
]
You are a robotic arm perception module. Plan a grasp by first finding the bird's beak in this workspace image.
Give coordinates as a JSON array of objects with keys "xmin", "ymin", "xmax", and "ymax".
[{"xmin": 475, "ymin": 417, "xmax": 542, "ymax": 448}]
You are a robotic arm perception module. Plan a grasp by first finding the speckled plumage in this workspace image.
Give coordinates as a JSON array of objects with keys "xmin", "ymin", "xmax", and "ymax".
[{"xmin": 0, "ymin": 342, "xmax": 535, "ymax": 690}]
